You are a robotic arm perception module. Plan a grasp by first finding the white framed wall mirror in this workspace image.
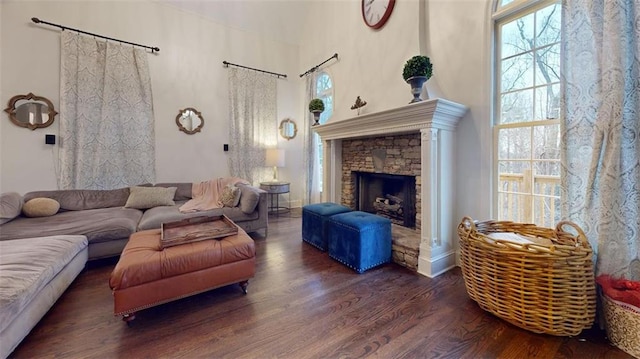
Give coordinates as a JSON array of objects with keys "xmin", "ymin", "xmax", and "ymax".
[
  {"xmin": 279, "ymin": 118, "xmax": 297, "ymax": 140},
  {"xmin": 176, "ymin": 107, "xmax": 204, "ymax": 135},
  {"xmin": 4, "ymin": 93, "xmax": 58, "ymax": 130}
]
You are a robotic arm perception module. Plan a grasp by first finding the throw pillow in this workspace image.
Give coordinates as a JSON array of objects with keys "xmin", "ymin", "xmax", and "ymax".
[
  {"xmin": 238, "ymin": 185, "xmax": 260, "ymax": 214},
  {"xmin": 124, "ymin": 186, "xmax": 177, "ymax": 210},
  {"xmin": 22, "ymin": 197, "xmax": 60, "ymax": 218},
  {"xmin": 0, "ymin": 192, "xmax": 24, "ymax": 224},
  {"xmin": 221, "ymin": 185, "xmax": 241, "ymax": 207}
]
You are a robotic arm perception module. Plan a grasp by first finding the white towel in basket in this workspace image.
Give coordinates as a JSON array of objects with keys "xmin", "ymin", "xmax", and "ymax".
[{"xmin": 486, "ymin": 232, "xmax": 552, "ymax": 246}]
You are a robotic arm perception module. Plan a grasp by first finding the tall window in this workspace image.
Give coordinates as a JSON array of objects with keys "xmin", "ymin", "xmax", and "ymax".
[
  {"xmin": 315, "ymin": 71, "xmax": 333, "ymax": 190},
  {"xmin": 494, "ymin": 0, "xmax": 561, "ymax": 227}
]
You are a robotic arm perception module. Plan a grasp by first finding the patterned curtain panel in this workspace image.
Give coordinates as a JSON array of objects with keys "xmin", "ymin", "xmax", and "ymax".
[
  {"xmin": 228, "ymin": 68, "xmax": 277, "ymax": 185},
  {"xmin": 59, "ymin": 32, "xmax": 155, "ymax": 190},
  {"xmin": 561, "ymin": 1, "xmax": 640, "ymax": 279}
]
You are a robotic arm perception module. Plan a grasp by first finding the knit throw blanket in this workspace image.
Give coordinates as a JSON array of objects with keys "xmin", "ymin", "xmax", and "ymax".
[{"xmin": 179, "ymin": 177, "xmax": 249, "ymax": 213}]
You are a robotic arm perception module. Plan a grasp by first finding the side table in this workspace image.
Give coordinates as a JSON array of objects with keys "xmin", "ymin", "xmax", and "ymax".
[{"xmin": 259, "ymin": 182, "xmax": 290, "ymax": 216}]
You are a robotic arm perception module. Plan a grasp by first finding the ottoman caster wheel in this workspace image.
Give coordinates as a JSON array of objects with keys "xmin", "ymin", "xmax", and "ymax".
[
  {"xmin": 239, "ymin": 281, "xmax": 249, "ymax": 294},
  {"xmin": 123, "ymin": 313, "xmax": 136, "ymax": 326}
]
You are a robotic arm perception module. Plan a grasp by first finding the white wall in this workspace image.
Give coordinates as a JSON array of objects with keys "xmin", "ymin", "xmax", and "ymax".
[
  {"xmin": 1, "ymin": 0, "xmax": 495, "ymax": 223},
  {"xmin": 300, "ymin": 0, "xmax": 421, "ymax": 120},
  {"xmin": 425, "ymin": 0, "xmax": 494, "ymax": 224},
  {"xmin": 0, "ymin": 0, "xmax": 302, "ymax": 198},
  {"xmin": 299, "ymin": 0, "xmax": 493, "ymax": 223},
  {"xmin": 425, "ymin": 0, "xmax": 494, "ymax": 259}
]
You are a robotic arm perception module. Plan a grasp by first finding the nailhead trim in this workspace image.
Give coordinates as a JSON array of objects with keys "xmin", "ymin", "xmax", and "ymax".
[
  {"xmin": 328, "ymin": 254, "xmax": 388, "ymax": 274},
  {"xmin": 114, "ymin": 279, "xmax": 250, "ymax": 316},
  {"xmin": 328, "ymin": 220, "xmax": 390, "ymax": 232},
  {"xmin": 302, "ymin": 238, "xmax": 327, "ymax": 251}
]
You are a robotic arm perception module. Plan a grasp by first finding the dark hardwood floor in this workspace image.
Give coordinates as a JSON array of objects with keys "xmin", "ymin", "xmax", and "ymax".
[{"xmin": 10, "ymin": 211, "xmax": 633, "ymax": 359}]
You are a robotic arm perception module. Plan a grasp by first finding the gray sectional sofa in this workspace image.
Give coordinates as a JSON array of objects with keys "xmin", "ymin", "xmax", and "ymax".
[
  {"xmin": 0, "ymin": 235, "xmax": 88, "ymax": 359},
  {"xmin": 0, "ymin": 182, "xmax": 268, "ymax": 358}
]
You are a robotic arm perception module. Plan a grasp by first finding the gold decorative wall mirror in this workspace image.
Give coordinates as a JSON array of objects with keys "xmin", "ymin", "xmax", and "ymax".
[
  {"xmin": 176, "ymin": 107, "xmax": 204, "ymax": 135},
  {"xmin": 279, "ymin": 118, "xmax": 297, "ymax": 140},
  {"xmin": 4, "ymin": 93, "xmax": 58, "ymax": 130}
]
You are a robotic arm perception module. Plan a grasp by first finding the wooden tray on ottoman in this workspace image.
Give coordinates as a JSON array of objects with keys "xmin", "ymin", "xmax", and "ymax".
[{"xmin": 160, "ymin": 215, "xmax": 238, "ymax": 249}]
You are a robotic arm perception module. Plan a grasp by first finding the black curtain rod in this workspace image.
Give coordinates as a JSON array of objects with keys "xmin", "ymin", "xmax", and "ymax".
[
  {"xmin": 31, "ymin": 17, "xmax": 160, "ymax": 53},
  {"xmin": 222, "ymin": 61, "xmax": 287, "ymax": 79},
  {"xmin": 299, "ymin": 53, "xmax": 339, "ymax": 78}
]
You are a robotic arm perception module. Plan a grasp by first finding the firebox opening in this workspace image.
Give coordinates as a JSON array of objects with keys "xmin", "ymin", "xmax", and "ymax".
[{"xmin": 354, "ymin": 171, "xmax": 416, "ymax": 228}]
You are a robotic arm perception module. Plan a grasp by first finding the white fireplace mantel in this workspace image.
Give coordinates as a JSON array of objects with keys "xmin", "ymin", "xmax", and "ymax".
[
  {"xmin": 314, "ymin": 98, "xmax": 468, "ymax": 278},
  {"xmin": 314, "ymin": 98, "xmax": 467, "ymax": 141}
]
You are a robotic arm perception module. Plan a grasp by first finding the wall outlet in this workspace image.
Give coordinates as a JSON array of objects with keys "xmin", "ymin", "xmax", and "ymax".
[
  {"xmin": 223, "ymin": 144, "xmax": 229, "ymax": 151},
  {"xmin": 45, "ymin": 134, "xmax": 56, "ymax": 145}
]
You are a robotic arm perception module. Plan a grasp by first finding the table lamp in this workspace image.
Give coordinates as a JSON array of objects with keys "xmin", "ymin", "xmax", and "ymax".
[{"xmin": 265, "ymin": 148, "xmax": 285, "ymax": 182}]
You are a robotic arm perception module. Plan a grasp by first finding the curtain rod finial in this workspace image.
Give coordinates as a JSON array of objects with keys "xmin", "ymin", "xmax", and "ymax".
[{"xmin": 32, "ymin": 17, "xmax": 41, "ymax": 24}]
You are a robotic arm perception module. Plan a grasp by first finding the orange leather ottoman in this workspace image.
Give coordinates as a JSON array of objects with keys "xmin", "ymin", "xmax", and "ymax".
[{"xmin": 109, "ymin": 228, "xmax": 255, "ymax": 322}]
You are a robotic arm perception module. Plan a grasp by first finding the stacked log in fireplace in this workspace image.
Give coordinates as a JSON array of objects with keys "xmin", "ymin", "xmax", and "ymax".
[
  {"xmin": 373, "ymin": 194, "xmax": 404, "ymax": 221},
  {"xmin": 354, "ymin": 171, "xmax": 416, "ymax": 228}
]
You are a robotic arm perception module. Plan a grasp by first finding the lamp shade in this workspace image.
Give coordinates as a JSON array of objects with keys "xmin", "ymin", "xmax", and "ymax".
[{"xmin": 265, "ymin": 149, "xmax": 285, "ymax": 167}]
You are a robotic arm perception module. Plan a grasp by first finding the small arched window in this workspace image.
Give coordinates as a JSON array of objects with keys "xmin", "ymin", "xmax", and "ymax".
[
  {"xmin": 315, "ymin": 71, "xmax": 333, "ymax": 125},
  {"xmin": 314, "ymin": 71, "xmax": 334, "ymax": 191}
]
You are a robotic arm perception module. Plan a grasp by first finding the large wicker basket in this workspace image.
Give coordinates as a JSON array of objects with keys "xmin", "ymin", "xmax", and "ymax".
[{"xmin": 457, "ymin": 217, "xmax": 596, "ymax": 336}]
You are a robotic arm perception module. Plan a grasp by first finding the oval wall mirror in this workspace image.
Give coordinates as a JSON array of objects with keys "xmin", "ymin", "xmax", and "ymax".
[
  {"xmin": 279, "ymin": 118, "xmax": 297, "ymax": 140},
  {"xmin": 4, "ymin": 93, "xmax": 58, "ymax": 130},
  {"xmin": 176, "ymin": 107, "xmax": 204, "ymax": 135}
]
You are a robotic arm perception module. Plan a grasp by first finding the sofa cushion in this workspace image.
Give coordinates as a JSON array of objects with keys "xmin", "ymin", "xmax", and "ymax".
[
  {"xmin": 22, "ymin": 198, "xmax": 60, "ymax": 218},
  {"xmin": 23, "ymin": 188, "xmax": 130, "ymax": 211},
  {"xmin": 154, "ymin": 183, "xmax": 192, "ymax": 201},
  {"xmin": 237, "ymin": 184, "xmax": 260, "ymax": 214},
  {"xmin": 0, "ymin": 207, "xmax": 143, "ymax": 244},
  {"xmin": 0, "ymin": 192, "xmax": 23, "ymax": 225},
  {"xmin": 124, "ymin": 186, "xmax": 176, "ymax": 209},
  {"xmin": 0, "ymin": 235, "xmax": 88, "ymax": 335}
]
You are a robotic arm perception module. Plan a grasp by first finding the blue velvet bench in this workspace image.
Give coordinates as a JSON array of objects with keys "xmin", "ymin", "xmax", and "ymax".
[
  {"xmin": 302, "ymin": 202, "xmax": 352, "ymax": 251},
  {"xmin": 327, "ymin": 211, "xmax": 392, "ymax": 273}
]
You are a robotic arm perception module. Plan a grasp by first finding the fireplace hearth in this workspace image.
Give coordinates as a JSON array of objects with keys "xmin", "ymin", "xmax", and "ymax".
[{"xmin": 355, "ymin": 171, "xmax": 416, "ymax": 228}]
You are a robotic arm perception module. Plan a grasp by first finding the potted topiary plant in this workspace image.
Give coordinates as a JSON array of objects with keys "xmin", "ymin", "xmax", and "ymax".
[
  {"xmin": 402, "ymin": 55, "xmax": 433, "ymax": 103},
  {"xmin": 308, "ymin": 98, "xmax": 325, "ymax": 126}
]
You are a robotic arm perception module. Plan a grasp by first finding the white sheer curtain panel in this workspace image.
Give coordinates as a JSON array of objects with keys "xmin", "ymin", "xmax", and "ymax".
[
  {"xmin": 303, "ymin": 76, "xmax": 321, "ymax": 205},
  {"xmin": 59, "ymin": 32, "xmax": 155, "ymax": 190},
  {"xmin": 228, "ymin": 68, "xmax": 277, "ymax": 185},
  {"xmin": 561, "ymin": 0, "xmax": 640, "ymax": 279}
]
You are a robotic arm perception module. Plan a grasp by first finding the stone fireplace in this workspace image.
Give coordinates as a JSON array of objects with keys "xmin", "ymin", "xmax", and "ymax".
[
  {"xmin": 314, "ymin": 99, "xmax": 467, "ymax": 277},
  {"xmin": 354, "ymin": 171, "xmax": 416, "ymax": 228},
  {"xmin": 343, "ymin": 133, "xmax": 420, "ymax": 229}
]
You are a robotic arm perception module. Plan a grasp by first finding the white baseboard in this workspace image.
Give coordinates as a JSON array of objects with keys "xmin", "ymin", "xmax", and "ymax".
[{"xmin": 417, "ymin": 250, "xmax": 456, "ymax": 278}]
